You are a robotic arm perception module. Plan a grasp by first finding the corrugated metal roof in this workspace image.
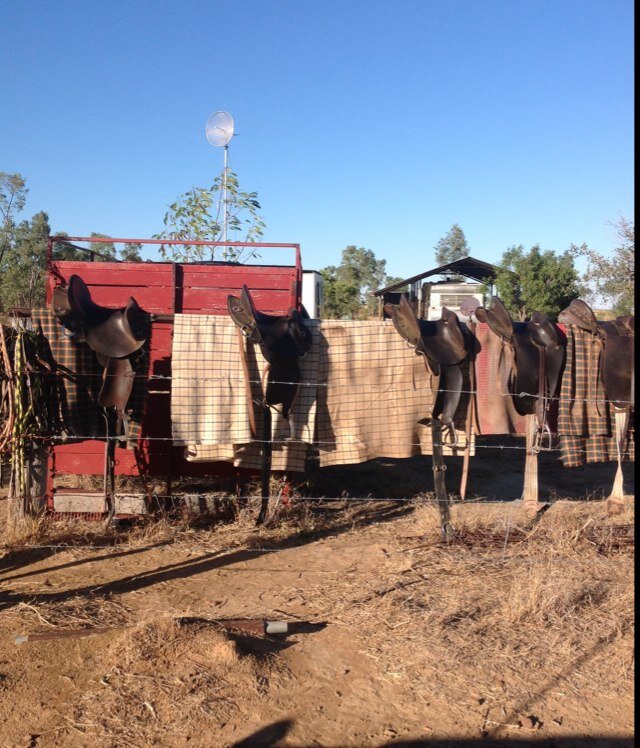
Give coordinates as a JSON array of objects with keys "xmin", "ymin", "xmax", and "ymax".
[{"xmin": 373, "ymin": 256, "xmax": 500, "ymax": 296}]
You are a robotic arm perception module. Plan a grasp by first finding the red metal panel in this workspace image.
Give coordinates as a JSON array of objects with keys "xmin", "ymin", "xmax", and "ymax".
[
  {"xmin": 46, "ymin": 246, "xmax": 303, "ymax": 489},
  {"xmin": 53, "ymin": 442, "xmax": 139, "ymax": 474},
  {"xmin": 181, "ymin": 288, "xmax": 293, "ymax": 315},
  {"xmin": 51, "ymin": 262, "xmax": 174, "ymax": 284}
]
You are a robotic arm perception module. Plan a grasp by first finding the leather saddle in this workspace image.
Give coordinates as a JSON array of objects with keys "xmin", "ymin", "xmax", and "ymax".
[
  {"xmin": 51, "ymin": 274, "xmax": 150, "ymax": 436},
  {"xmin": 558, "ymin": 299, "xmax": 634, "ymax": 412},
  {"xmin": 384, "ymin": 295, "xmax": 474, "ymax": 444},
  {"xmin": 475, "ymin": 296, "xmax": 566, "ymax": 449},
  {"xmin": 227, "ymin": 285, "xmax": 312, "ymax": 420}
]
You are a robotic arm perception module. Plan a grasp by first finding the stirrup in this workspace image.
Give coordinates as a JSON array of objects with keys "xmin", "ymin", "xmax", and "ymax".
[
  {"xmin": 441, "ymin": 422, "xmax": 459, "ymax": 448},
  {"xmin": 115, "ymin": 410, "xmax": 129, "ymax": 446},
  {"xmin": 532, "ymin": 423, "xmax": 553, "ymax": 453}
]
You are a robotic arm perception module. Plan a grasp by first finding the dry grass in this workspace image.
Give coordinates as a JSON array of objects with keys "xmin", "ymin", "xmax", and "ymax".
[
  {"xmin": 5, "ymin": 595, "xmax": 132, "ymax": 630},
  {"xmin": 317, "ymin": 499, "xmax": 635, "ymax": 710},
  {"xmin": 56, "ymin": 616, "xmax": 286, "ymax": 746},
  {"xmin": 0, "ymin": 495, "xmax": 633, "ymax": 745}
]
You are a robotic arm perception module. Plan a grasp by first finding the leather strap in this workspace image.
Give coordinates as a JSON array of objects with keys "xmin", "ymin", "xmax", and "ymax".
[
  {"xmin": 459, "ymin": 321, "xmax": 478, "ymax": 501},
  {"xmin": 236, "ymin": 326, "xmax": 258, "ymax": 437},
  {"xmin": 586, "ymin": 336, "xmax": 605, "ymax": 421}
]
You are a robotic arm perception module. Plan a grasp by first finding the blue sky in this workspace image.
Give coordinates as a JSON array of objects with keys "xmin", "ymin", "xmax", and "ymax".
[{"xmin": 1, "ymin": 0, "xmax": 633, "ymax": 277}]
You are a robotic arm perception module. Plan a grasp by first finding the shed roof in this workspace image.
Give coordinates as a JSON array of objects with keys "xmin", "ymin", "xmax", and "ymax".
[{"xmin": 373, "ymin": 256, "xmax": 500, "ymax": 296}]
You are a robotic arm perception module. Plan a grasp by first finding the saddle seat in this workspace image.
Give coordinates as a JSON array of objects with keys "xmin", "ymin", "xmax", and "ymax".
[
  {"xmin": 385, "ymin": 295, "xmax": 470, "ymax": 371},
  {"xmin": 66, "ymin": 275, "xmax": 148, "ymax": 359},
  {"xmin": 227, "ymin": 285, "xmax": 312, "ymax": 419}
]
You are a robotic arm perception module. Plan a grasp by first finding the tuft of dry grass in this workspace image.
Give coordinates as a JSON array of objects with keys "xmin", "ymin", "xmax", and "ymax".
[
  {"xmin": 6, "ymin": 596, "xmax": 132, "ymax": 630},
  {"xmin": 55, "ymin": 615, "xmax": 287, "ymax": 746}
]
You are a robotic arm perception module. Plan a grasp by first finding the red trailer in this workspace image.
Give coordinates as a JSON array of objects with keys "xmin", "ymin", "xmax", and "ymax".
[{"xmin": 43, "ymin": 236, "xmax": 304, "ymax": 516}]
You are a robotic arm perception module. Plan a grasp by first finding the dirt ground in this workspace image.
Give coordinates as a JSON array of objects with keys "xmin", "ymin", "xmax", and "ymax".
[{"xmin": 0, "ymin": 451, "xmax": 634, "ymax": 748}]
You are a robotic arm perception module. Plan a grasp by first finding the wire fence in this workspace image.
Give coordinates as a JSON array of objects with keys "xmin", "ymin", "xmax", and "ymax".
[{"xmin": 0, "ymin": 314, "xmax": 634, "ymax": 521}]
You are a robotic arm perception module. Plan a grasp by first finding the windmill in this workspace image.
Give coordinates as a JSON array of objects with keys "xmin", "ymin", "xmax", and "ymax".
[{"xmin": 205, "ymin": 110, "xmax": 235, "ymax": 245}]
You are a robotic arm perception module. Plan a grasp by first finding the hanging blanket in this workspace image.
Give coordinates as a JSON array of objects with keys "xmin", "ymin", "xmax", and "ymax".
[
  {"xmin": 313, "ymin": 320, "xmax": 472, "ymax": 467},
  {"xmin": 558, "ymin": 326, "xmax": 634, "ymax": 466},
  {"xmin": 473, "ymin": 322, "xmax": 526, "ymax": 435},
  {"xmin": 170, "ymin": 316, "xmax": 473, "ymax": 472},
  {"xmin": 171, "ymin": 315, "xmax": 319, "ymax": 472}
]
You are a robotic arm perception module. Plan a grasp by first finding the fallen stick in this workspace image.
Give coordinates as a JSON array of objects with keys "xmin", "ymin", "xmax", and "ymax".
[{"xmin": 15, "ymin": 626, "xmax": 119, "ymax": 644}]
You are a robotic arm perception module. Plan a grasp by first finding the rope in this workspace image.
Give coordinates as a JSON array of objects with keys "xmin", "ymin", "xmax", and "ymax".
[{"xmin": 9, "ymin": 329, "xmax": 48, "ymax": 516}]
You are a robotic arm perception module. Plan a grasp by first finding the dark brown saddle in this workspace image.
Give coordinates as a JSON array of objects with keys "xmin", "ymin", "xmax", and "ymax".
[
  {"xmin": 558, "ymin": 299, "xmax": 634, "ymax": 412},
  {"xmin": 51, "ymin": 274, "xmax": 150, "ymax": 436},
  {"xmin": 475, "ymin": 297, "xmax": 566, "ymax": 449},
  {"xmin": 384, "ymin": 295, "xmax": 475, "ymax": 445},
  {"xmin": 227, "ymin": 285, "xmax": 312, "ymax": 420}
]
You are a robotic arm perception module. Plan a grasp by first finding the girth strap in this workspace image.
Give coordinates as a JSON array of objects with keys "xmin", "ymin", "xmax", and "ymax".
[
  {"xmin": 586, "ymin": 335, "xmax": 606, "ymax": 420},
  {"xmin": 531, "ymin": 339, "xmax": 551, "ymax": 453}
]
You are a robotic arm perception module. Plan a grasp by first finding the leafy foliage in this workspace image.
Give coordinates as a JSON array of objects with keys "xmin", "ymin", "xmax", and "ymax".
[
  {"xmin": 85, "ymin": 233, "xmax": 143, "ymax": 262},
  {"xmin": 434, "ymin": 224, "xmax": 470, "ymax": 267},
  {"xmin": 120, "ymin": 242, "xmax": 144, "ymax": 262},
  {"xmin": 0, "ymin": 174, "xmax": 146, "ymax": 312},
  {"xmin": 154, "ymin": 169, "xmax": 266, "ymax": 262},
  {"xmin": 492, "ymin": 244, "xmax": 583, "ymax": 321},
  {"xmin": 1, "ymin": 211, "xmax": 50, "ymax": 310},
  {"xmin": 1, "ymin": 172, "xmax": 28, "ymax": 266},
  {"xmin": 320, "ymin": 246, "xmax": 392, "ymax": 319},
  {"xmin": 571, "ymin": 217, "xmax": 634, "ymax": 315}
]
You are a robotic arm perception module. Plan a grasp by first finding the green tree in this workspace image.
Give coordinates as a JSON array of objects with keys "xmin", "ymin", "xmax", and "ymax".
[
  {"xmin": 1, "ymin": 211, "xmax": 50, "ymax": 310},
  {"xmin": 154, "ymin": 169, "xmax": 265, "ymax": 262},
  {"xmin": 86, "ymin": 234, "xmax": 143, "ymax": 262},
  {"xmin": 120, "ymin": 242, "xmax": 144, "ymax": 262},
  {"xmin": 434, "ymin": 224, "xmax": 470, "ymax": 267},
  {"xmin": 493, "ymin": 244, "xmax": 582, "ymax": 321},
  {"xmin": 320, "ymin": 245, "xmax": 391, "ymax": 319},
  {"xmin": 321, "ymin": 273, "xmax": 361, "ymax": 319},
  {"xmin": 571, "ymin": 217, "xmax": 634, "ymax": 315},
  {"xmin": 89, "ymin": 232, "xmax": 117, "ymax": 261},
  {"xmin": 51, "ymin": 232, "xmax": 86, "ymax": 261},
  {"xmin": 0, "ymin": 172, "xmax": 28, "ymax": 267}
]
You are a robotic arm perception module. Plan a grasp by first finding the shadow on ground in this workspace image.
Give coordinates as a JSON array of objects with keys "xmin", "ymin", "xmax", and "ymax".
[{"xmin": 308, "ymin": 435, "xmax": 634, "ymax": 503}]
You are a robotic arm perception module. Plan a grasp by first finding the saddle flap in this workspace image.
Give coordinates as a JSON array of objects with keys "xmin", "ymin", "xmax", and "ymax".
[
  {"xmin": 98, "ymin": 356, "xmax": 136, "ymax": 411},
  {"xmin": 67, "ymin": 275, "xmax": 102, "ymax": 320},
  {"xmin": 613, "ymin": 315, "xmax": 635, "ymax": 336},
  {"xmin": 51, "ymin": 284, "xmax": 84, "ymax": 339},
  {"xmin": 227, "ymin": 293, "xmax": 257, "ymax": 334},
  {"xmin": 52, "ymin": 284, "xmax": 71, "ymax": 318},
  {"xmin": 85, "ymin": 298, "xmax": 148, "ymax": 359}
]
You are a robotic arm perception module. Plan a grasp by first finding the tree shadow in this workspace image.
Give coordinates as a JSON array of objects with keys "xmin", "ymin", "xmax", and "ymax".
[
  {"xmin": 1, "ymin": 540, "xmax": 173, "ymax": 582},
  {"xmin": 230, "ymin": 719, "xmax": 293, "ymax": 747},
  {"xmin": 228, "ymin": 719, "xmax": 632, "ymax": 748},
  {"xmin": 0, "ymin": 501, "xmax": 412, "ymax": 612}
]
